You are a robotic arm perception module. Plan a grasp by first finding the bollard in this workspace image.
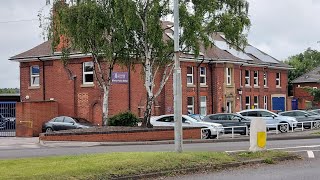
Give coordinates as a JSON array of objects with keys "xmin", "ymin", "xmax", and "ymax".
[{"xmin": 249, "ymin": 118, "xmax": 267, "ymax": 152}]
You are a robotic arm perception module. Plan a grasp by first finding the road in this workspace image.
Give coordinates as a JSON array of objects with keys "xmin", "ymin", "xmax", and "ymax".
[
  {"xmin": 167, "ymin": 151, "xmax": 320, "ymax": 180},
  {"xmin": 0, "ymin": 138, "xmax": 320, "ymax": 159}
]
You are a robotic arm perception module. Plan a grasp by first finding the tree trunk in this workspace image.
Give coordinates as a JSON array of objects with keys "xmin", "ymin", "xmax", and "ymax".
[
  {"xmin": 102, "ymin": 84, "xmax": 109, "ymax": 126},
  {"xmin": 142, "ymin": 96, "xmax": 154, "ymax": 128}
]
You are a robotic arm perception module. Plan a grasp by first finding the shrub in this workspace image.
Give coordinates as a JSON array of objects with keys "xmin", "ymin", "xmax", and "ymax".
[{"xmin": 108, "ymin": 112, "xmax": 140, "ymax": 127}]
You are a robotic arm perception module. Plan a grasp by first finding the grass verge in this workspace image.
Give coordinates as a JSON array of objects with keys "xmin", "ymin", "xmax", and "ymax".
[
  {"xmin": 0, "ymin": 151, "xmax": 295, "ymax": 180},
  {"xmin": 312, "ymin": 131, "xmax": 320, "ymax": 135}
]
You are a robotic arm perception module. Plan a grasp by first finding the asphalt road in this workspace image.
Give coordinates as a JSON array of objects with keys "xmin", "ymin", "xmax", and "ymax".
[
  {"xmin": 167, "ymin": 151, "xmax": 320, "ymax": 180},
  {"xmin": 0, "ymin": 138, "xmax": 320, "ymax": 159}
]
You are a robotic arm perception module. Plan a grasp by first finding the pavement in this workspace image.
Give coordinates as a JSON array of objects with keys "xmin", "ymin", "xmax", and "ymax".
[{"xmin": 0, "ymin": 129, "xmax": 319, "ymax": 150}]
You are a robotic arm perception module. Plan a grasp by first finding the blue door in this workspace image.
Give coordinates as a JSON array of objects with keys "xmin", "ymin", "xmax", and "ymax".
[
  {"xmin": 272, "ymin": 97, "xmax": 285, "ymax": 112},
  {"xmin": 292, "ymin": 98, "xmax": 298, "ymax": 110}
]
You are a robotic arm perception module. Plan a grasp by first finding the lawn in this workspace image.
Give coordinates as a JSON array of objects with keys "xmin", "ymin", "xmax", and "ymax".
[{"xmin": 0, "ymin": 151, "xmax": 292, "ymax": 180}]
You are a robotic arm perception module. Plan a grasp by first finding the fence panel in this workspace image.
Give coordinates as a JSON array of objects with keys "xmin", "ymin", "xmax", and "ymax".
[{"xmin": 0, "ymin": 102, "xmax": 16, "ymax": 137}]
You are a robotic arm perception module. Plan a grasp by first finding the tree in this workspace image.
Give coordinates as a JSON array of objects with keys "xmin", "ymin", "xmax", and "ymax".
[
  {"xmin": 285, "ymin": 48, "xmax": 320, "ymax": 83},
  {"xmin": 42, "ymin": 0, "xmax": 133, "ymax": 126},
  {"xmin": 120, "ymin": 0, "xmax": 251, "ymax": 127}
]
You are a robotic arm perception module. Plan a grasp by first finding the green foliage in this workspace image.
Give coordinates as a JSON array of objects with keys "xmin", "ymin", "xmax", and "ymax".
[
  {"xmin": 284, "ymin": 48, "xmax": 320, "ymax": 83},
  {"xmin": 303, "ymin": 87, "xmax": 320, "ymax": 102},
  {"xmin": 0, "ymin": 88, "xmax": 20, "ymax": 94},
  {"xmin": 108, "ymin": 112, "xmax": 140, "ymax": 126}
]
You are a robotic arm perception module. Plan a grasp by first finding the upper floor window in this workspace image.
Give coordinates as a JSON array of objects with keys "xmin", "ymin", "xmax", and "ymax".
[
  {"xmin": 187, "ymin": 66, "xmax": 194, "ymax": 85},
  {"xmin": 199, "ymin": 67, "xmax": 206, "ymax": 85},
  {"xmin": 245, "ymin": 70, "xmax": 250, "ymax": 86},
  {"xmin": 30, "ymin": 65, "xmax": 40, "ymax": 86},
  {"xmin": 254, "ymin": 71, "xmax": 259, "ymax": 86},
  {"xmin": 83, "ymin": 62, "xmax": 94, "ymax": 84},
  {"xmin": 276, "ymin": 72, "xmax": 281, "ymax": 87},
  {"xmin": 264, "ymin": 72, "xmax": 267, "ymax": 87},
  {"xmin": 226, "ymin": 68, "xmax": 232, "ymax": 85}
]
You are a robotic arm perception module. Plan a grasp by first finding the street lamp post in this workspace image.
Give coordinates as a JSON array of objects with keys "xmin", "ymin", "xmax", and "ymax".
[{"xmin": 173, "ymin": 0, "xmax": 183, "ymax": 153}]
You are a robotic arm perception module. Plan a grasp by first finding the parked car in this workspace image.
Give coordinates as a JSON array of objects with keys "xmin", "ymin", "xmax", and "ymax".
[
  {"xmin": 42, "ymin": 116, "xmax": 93, "ymax": 133},
  {"xmin": 188, "ymin": 114, "xmax": 205, "ymax": 121},
  {"xmin": 202, "ymin": 113, "xmax": 250, "ymax": 135},
  {"xmin": 237, "ymin": 109, "xmax": 298, "ymax": 133},
  {"xmin": 279, "ymin": 110, "xmax": 320, "ymax": 129},
  {"xmin": 0, "ymin": 114, "xmax": 15, "ymax": 130},
  {"xmin": 150, "ymin": 114, "xmax": 224, "ymax": 139},
  {"xmin": 308, "ymin": 109, "xmax": 320, "ymax": 115}
]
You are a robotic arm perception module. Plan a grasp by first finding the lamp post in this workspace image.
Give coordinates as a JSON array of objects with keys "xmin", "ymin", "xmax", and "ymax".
[{"xmin": 173, "ymin": 0, "xmax": 183, "ymax": 153}]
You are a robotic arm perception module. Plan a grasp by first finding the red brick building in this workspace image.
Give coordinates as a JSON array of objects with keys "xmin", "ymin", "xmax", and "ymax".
[
  {"xmin": 292, "ymin": 66, "xmax": 320, "ymax": 109},
  {"xmin": 10, "ymin": 32, "xmax": 290, "ymax": 125}
]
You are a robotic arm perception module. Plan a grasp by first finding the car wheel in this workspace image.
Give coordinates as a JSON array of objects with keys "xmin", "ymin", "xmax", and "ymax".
[
  {"xmin": 313, "ymin": 121, "xmax": 320, "ymax": 129},
  {"xmin": 278, "ymin": 123, "xmax": 289, "ymax": 133},
  {"xmin": 46, "ymin": 127, "xmax": 53, "ymax": 133},
  {"xmin": 201, "ymin": 129, "xmax": 211, "ymax": 139}
]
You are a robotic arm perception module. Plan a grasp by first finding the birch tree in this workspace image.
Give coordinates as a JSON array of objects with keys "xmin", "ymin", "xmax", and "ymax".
[
  {"xmin": 43, "ymin": 0, "xmax": 132, "ymax": 126},
  {"xmin": 121, "ymin": 0, "xmax": 251, "ymax": 127}
]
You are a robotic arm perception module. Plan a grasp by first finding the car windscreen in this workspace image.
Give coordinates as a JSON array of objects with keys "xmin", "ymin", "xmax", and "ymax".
[{"xmin": 73, "ymin": 118, "xmax": 90, "ymax": 124}]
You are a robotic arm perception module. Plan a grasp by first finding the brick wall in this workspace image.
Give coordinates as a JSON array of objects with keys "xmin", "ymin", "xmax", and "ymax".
[
  {"xmin": 293, "ymin": 83, "xmax": 320, "ymax": 109},
  {"xmin": 39, "ymin": 127, "xmax": 201, "ymax": 142},
  {"xmin": 16, "ymin": 101, "xmax": 58, "ymax": 137}
]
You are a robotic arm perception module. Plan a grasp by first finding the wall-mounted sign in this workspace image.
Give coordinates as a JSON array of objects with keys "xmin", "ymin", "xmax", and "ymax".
[{"xmin": 112, "ymin": 72, "xmax": 128, "ymax": 84}]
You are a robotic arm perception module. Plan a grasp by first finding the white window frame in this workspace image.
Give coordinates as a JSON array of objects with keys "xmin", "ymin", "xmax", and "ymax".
[
  {"xmin": 226, "ymin": 68, "xmax": 232, "ymax": 85},
  {"xmin": 245, "ymin": 70, "xmax": 250, "ymax": 86},
  {"xmin": 83, "ymin": 62, "xmax": 94, "ymax": 85},
  {"xmin": 200, "ymin": 96, "xmax": 207, "ymax": 115},
  {"xmin": 187, "ymin": 97, "xmax": 194, "ymax": 114},
  {"xmin": 187, "ymin": 67, "xmax": 194, "ymax": 85},
  {"xmin": 254, "ymin": 96, "xmax": 259, "ymax": 109},
  {"xmin": 264, "ymin": 72, "xmax": 267, "ymax": 87},
  {"xmin": 264, "ymin": 96, "xmax": 268, "ymax": 109},
  {"xmin": 276, "ymin": 72, "xmax": 281, "ymax": 87},
  {"xmin": 30, "ymin": 65, "xmax": 40, "ymax": 87},
  {"xmin": 245, "ymin": 96, "xmax": 250, "ymax": 109},
  {"xmin": 199, "ymin": 67, "xmax": 206, "ymax": 85},
  {"xmin": 254, "ymin": 71, "xmax": 259, "ymax": 86}
]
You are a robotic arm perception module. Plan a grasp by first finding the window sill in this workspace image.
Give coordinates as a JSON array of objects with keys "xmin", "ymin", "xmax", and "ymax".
[
  {"xmin": 264, "ymin": 86, "xmax": 269, "ymax": 88},
  {"xmin": 244, "ymin": 85, "xmax": 251, "ymax": 88},
  {"xmin": 253, "ymin": 86, "xmax": 260, "ymax": 88},
  {"xmin": 226, "ymin": 85, "xmax": 234, "ymax": 88},
  {"xmin": 81, "ymin": 84, "xmax": 94, "ymax": 88},
  {"xmin": 276, "ymin": 86, "xmax": 281, "ymax": 88},
  {"xmin": 28, "ymin": 86, "xmax": 40, "ymax": 90},
  {"xmin": 187, "ymin": 84, "xmax": 196, "ymax": 88},
  {"xmin": 200, "ymin": 85, "xmax": 208, "ymax": 88}
]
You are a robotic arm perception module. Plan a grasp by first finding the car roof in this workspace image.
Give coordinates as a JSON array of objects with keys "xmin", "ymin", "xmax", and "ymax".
[{"xmin": 238, "ymin": 109, "xmax": 270, "ymax": 112}]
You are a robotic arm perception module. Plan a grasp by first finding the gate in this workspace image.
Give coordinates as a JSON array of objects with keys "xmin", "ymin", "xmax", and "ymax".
[{"xmin": 0, "ymin": 102, "xmax": 16, "ymax": 137}]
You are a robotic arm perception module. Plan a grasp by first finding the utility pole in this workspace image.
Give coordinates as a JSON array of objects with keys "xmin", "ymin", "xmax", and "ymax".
[{"xmin": 173, "ymin": 0, "xmax": 183, "ymax": 153}]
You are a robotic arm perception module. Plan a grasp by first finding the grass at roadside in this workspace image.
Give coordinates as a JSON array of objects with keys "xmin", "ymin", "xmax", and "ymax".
[
  {"xmin": 0, "ymin": 151, "xmax": 294, "ymax": 180},
  {"xmin": 312, "ymin": 131, "xmax": 320, "ymax": 135}
]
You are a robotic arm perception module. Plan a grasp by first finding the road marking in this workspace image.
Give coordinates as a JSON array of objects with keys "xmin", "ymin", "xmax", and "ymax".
[
  {"xmin": 226, "ymin": 144, "xmax": 320, "ymax": 153},
  {"xmin": 307, "ymin": 151, "xmax": 315, "ymax": 158}
]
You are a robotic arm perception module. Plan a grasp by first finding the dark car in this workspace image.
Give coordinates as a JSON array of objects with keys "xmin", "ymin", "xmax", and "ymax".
[
  {"xmin": 279, "ymin": 110, "xmax": 320, "ymax": 129},
  {"xmin": 42, "ymin": 116, "xmax": 93, "ymax": 133},
  {"xmin": 0, "ymin": 114, "xmax": 15, "ymax": 130},
  {"xmin": 202, "ymin": 113, "xmax": 251, "ymax": 135}
]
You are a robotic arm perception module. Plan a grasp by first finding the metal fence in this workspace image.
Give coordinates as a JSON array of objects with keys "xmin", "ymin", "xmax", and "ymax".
[{"xmin": 0, "ymin": 102, "xmax": 16, "ymax": 137}]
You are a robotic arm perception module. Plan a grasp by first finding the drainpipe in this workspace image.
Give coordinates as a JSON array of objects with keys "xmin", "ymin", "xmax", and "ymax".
[
  {"xmin": 196, "ymin": 56, "xmax": 205, "ymax": 114},
  {"xmin": 128, "ymin": 63, "xmax": 131, "ymax": 111},
  {"xmin": 38, "ymin": 58, "xmax": 46, "ymax": 101},
  {"xmin": 209, "ymin": 60, "xmax": 214, "ymax": 114}
]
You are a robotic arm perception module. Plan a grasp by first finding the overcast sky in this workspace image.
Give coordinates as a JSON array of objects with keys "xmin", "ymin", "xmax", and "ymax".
[{"xmin": 1, "ymin": 0, "xmax": 320, "ymax": 88}]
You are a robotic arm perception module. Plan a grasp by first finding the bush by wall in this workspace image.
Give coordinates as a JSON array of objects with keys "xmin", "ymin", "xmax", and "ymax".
[{"xmin": 109, "ymin": 112, "xmax": 140, "ymax": 127}]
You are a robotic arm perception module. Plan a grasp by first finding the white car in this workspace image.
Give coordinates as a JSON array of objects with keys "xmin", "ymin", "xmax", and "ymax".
[
  {"xmin": 237, "ymin": 109, "xmax": 298, "ymax": 133},
  {"xmin": 150, "ymin": 114, "xmax": 224, "ymax": 139}
]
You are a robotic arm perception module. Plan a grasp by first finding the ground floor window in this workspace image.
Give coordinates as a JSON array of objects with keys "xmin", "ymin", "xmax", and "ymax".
[
  {"xmin": 254, "ymin": 96, "xmax": 259, "ymax": 109},
  {"xmin": 187, "ymin": 97, "xmax": 194, "ymax": 114},
  {"xmin": 264, "ymin": 96, "xmax": 268, "ymax": 109},
  {"xmin": 200, "ymin": 96, "xmax": 207, "ymax": 115},
  {"xmin": 245, "ymin": 96, "xmax": 250, "ymax": 109}
]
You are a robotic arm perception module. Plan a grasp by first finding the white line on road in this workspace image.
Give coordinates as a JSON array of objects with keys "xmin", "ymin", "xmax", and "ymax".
[
  {"xmin": 226, "ymin": 144, "xmax": 320, "ymax": 153},
  {"xmin": 307, "ymin": 151, "xmax": 315, "ymax": 158}
]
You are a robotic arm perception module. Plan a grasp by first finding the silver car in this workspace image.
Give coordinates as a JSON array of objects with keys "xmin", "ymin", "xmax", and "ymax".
[
  {"xmin": 150, "ymin": 114, "xmax": 224, "ymax": 139},
  {"xmin": 279, "ymin": 110, "xmax": 320, "ymax": 129},
  {"xmin": 237, "ymin": 109, "xmax": 297, "ymax": 133}
]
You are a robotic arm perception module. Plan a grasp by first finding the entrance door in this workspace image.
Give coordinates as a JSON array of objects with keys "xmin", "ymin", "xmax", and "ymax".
[{"xmin": 226, "ymin": 101, "xmax": 232, "ymax": 113}]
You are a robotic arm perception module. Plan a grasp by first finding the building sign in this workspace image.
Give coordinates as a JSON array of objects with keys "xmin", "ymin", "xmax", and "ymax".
[{"xmin": 112, "ymin": 72, "xmax": 129, "ymax": 84}]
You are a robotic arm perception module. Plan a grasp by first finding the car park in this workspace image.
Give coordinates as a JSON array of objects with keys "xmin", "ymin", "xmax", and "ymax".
[
  {"xmin": 202, "ymin": 113, "xmax": 250, "ymax": 135},
  {"xmin": 279, "ymin": 110, "xmax": 320, "ymax": 129},
  {"xmin": 150, "ymin": 114, "xmax": 224, "ymax": 139},
  {"xmin": 237, "ymin": 109, "xmax": 297, "ymax": 133},
  {"xmin": 42, "ymin": 116, "xmax": 92, "ymax": 133}
]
